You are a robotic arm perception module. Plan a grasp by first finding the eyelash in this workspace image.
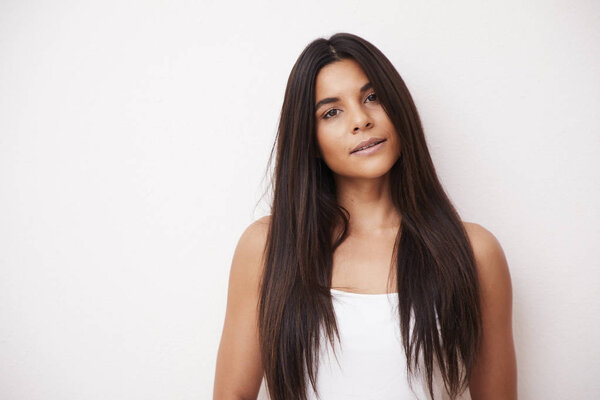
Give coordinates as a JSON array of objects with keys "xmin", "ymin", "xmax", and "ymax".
[{"xmin": 322, "ymin": 92, "xmax": 378, "ymax": 120}]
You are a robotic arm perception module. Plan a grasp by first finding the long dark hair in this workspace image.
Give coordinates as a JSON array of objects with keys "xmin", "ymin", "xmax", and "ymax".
[{"xmin": 257, "ymin": 32, "xmax": 482, "ymax": 400}]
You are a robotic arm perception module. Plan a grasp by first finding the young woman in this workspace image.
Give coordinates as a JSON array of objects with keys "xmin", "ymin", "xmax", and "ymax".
[{"xmin": 213, "ymin": 32, "xmax": 517, "ymax": 400}]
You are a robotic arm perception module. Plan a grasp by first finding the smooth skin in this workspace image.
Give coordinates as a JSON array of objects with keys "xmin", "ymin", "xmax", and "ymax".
[{"xmin": 213, "ymin": 58, "xmax": 517, "ymax": 399}]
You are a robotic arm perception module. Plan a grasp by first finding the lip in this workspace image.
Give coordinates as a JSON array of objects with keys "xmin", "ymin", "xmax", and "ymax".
[{"xmin": 350, "ymin": 137, "xmax": 387, "ymax": 154}]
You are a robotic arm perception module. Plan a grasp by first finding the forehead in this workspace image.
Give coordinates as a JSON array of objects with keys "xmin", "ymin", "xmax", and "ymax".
[{"xmin": 314, "ymin": 58, "xmax": 369, "ymax": 97}]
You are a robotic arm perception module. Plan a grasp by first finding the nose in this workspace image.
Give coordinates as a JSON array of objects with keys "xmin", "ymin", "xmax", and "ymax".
[{"xmin": 351, "ymin": 107, "xmax": 372, "ymax": 133}]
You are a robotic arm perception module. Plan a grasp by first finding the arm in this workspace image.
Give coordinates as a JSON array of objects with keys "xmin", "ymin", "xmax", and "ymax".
[
  {"xmin": 213, "ymin": 216, "xmax": 270, "ymax": 400},
  {"xmin": 464, "ymin": 222, "xmax": 518, "ymax": 399}
]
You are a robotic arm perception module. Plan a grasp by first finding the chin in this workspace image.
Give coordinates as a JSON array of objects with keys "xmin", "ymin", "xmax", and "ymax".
[{"xmin": 339, "ymin": 164, "xmax": 396, "ymax": 180}]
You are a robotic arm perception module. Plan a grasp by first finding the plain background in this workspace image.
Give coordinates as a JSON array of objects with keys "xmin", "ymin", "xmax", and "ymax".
[{"xmin": 1, "ymin": 1, "xmax": 599, "ymax": 399}]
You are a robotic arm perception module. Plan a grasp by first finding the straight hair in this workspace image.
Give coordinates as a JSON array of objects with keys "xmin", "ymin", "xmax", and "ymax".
[{"xmin": 257, "ymin": 32, "xmax": 482, "ymax": 400}]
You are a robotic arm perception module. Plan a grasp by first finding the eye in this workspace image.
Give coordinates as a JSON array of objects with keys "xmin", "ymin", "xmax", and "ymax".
[
  {"xmin": 322, "ymin": 108, "xmax": 340, "ymax": 119},
  {"xmin": 365, "ymin": 92, "xmax": 378, "ymax": 102},
  {"xmin": 321, "ymin": 93, "xmax": 377, "ymax": 120}
]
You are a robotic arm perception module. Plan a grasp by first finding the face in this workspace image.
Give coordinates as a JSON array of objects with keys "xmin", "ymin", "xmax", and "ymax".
[{"xmin": 314, "ymin": 58, "xmax": 401, "ymax": 180}]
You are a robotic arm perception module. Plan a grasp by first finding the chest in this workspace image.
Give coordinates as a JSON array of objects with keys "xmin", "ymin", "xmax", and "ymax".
[{"xmin": 330, "ymin": 232, "xmax": 398, "ymax": 294}]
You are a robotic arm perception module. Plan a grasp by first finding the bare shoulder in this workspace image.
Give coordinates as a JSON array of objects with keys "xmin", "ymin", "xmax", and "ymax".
[
  {"xmin": 237, "ymin": 215, "xmax": 271, "ymax": 258},
  {"xmin": 230, "ymin": 215, "xmax": 272, "ymax": 289},
  {"xmin": 461, "ymin": 221, "xmax": 512, "ymax": 288}
]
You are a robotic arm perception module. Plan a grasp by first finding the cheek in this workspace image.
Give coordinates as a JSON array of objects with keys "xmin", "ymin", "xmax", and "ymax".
[
  {"xmin": 318, "ymin": 140, "xmax": 334, "ymax": 161},
  {"xmin": 316, "ymin": 128, "xmax": 338, "ymax": 157}
]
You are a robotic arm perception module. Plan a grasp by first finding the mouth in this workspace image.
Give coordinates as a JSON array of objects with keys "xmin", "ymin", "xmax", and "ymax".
[{"xmin": 350, "ymin": 138, "xmax": 387, "ymax": 154}]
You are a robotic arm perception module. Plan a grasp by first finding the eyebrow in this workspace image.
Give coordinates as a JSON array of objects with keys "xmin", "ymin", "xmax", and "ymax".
[{"xmin": 314, "ymin": 81, "xmax": 373, "ymax": 113}]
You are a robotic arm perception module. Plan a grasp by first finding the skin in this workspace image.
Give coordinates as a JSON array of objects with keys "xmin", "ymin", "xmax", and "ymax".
[{"xmin": 213, "ymin": 58, "xmax": 517, "ymax": 399}]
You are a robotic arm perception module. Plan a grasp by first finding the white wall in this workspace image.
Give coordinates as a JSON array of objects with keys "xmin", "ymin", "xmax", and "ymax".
[{"xmin": 1, "ymin": 1, "xmax": 598, "ymax": 399}]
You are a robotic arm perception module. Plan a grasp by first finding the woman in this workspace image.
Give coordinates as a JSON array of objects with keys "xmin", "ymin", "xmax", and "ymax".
[{"xmin": 213, "ymin": 32, "xmax": 517, "ymax": 400}]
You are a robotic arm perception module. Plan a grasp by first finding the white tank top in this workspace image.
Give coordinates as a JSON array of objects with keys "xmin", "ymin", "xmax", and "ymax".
[
  {"xmin": 258, "ymin": 288, "xmax": 472, "ymax": 400},
  {"xmin": 304, "ymin": 288, "xmax": 472, "ymax": 400}
]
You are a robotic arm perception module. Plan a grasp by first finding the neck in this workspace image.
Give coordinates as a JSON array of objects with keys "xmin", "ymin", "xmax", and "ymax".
[{"xmin": 333, "ymin": 172, "xmax": 402, "ymax": 236}]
